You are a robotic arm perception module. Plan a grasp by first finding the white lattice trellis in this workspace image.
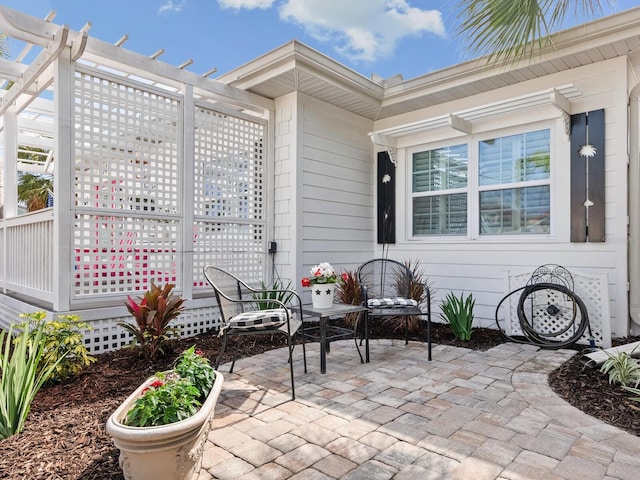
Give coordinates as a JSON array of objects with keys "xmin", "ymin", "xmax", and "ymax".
[
  {"xmin": 192, "ymin": 105, "xmax": 267, "ymax": 290},
  {"xmin": 505, "ymin": 269, "xmax": 611, "ymax": 347}
]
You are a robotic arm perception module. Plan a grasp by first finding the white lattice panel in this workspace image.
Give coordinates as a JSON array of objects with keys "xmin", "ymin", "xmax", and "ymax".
[
  {"xmin": 74, "ymin": 67, "xmax": 180, "ymax": 213},
  {"xmin": 193, "ymin": 106, "xmax": 265, "ymax": 219},
  {"xmin": 73, "ymin": 214, "xmax": 179, "ymax": 296},
  {"xmin": 81, "ymin": 305, "xmax": 221, "ymax": 354},
  {"xmin": 506, "ymin": 269, "xmax": 611, "ymax": 347},
  {"xmin": 192, "ymin": 105, "xmax": 267, "ymax": 291},
  {"xmin": 192, "ymin": 221, "xmax": 266, "ymax": 290}
]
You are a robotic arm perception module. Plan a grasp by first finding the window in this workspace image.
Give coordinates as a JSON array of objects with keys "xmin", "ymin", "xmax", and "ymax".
[
  {"xmin": 411, "ymin": 128, "xmax": 551, "ymax": 237},
  {"xmin": 412, "ymin": 144, "xmax": 468, "ymax": 235}
]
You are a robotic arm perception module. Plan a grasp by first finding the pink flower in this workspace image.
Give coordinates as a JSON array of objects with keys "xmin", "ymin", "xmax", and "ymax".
[
  {"xmin": 195, "ymin": 349, "xmax": 204, "ymax": 357},
  {"xmin": 341, "ymin": 272, "xmax": 348, "ymax": 282}
]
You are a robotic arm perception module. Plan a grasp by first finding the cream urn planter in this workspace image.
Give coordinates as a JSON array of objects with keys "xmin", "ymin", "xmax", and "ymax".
[{"xmin": 106, "ymin": 371, "xmax": 224, "ymax": 480}]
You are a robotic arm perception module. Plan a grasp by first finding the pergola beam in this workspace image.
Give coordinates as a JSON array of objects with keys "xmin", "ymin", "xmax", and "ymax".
[
  {"xmin": 0, "ymin": 6, "xmax": 58, "ymax": 46},
  {"xmin": 0, "ymin": 25, "xmax": 69, "ymax": 116}
]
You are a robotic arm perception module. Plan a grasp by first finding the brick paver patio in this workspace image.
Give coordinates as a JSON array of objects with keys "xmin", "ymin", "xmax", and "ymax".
[{"xmin": 196, "ymin": 340, "xmax": 640, "ymax": 480}]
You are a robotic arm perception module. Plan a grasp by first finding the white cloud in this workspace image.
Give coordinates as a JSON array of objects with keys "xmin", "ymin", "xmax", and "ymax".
[
  {"xmin": 218, "ymin": 0, "xmax": 276, "ymax": 10},
  {"xmin": 159, "ymin": 0, "xmax": 187, "ymax": 14},
  {"xmin": 278, "ymin": 0, "xmax": 446, "ymax": 63}
]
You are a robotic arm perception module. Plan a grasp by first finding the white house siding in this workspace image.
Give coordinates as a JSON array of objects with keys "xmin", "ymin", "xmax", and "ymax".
[
  {"xmin": 372, "ymin": 57, "xmax": 631, "ymax": 337},
  {"xmin": 272, "ymin": 93, "xmax": 299, "ymax": 286},
  {"xmin": 298, "ymin": 93, "xmax": 374, "ymax": 286}
]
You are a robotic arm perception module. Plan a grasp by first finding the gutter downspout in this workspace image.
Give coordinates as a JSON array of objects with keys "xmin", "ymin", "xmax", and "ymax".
[{"xmin": 628, "ymin": 81, "xmax": 640, "ymax": 333}]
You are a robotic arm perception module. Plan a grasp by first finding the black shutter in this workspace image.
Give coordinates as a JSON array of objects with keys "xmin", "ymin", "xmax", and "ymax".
[
  {"xmin": 570, "ymin": 109, "xmax": 605, "ymax": 242},
  {"xmin": 377, "ymin": 151, "xmax": 395, "ymax": 244}
]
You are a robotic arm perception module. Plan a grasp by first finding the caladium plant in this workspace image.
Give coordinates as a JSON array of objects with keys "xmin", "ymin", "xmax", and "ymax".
[{"xmin": 120, "ymin": 282, "xmax": 185, "ymax": 360}]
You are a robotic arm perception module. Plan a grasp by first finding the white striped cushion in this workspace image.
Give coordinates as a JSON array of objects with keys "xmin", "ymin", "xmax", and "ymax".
[
  {"xmin": 368, "ymin": 297, "xmax": 418, "ymax": 308},
  {"xmin": 227, "ymin": 309, "xmax": 288, "ymax": 331}
]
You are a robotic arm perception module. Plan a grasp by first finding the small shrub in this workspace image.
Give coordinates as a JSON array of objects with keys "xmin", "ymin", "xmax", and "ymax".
[
  {"xmin": 253, "ymin": 280, "xmax": 295, "ymax": 310},
  {"xmin": 17, "ymin": 312, "xmax": 95, "ymax": 383},
  {"xmin": 385, "ymin": 259, "xmax": 430, "ymax": 334},
  {"xmin": 336, "ymin": 270, "xmax": 362, "ymax": 329},
  {"xmin": 440, "ymin": 291, "xmax": 475, "ymax": 341},
  {"xmin": 173, "ymin": 346, "xmax": 216, "ymax": 398},
  {"xmin": 0, "ymin": 322, "xmax": 62, "ymax": 439},
  {"xmin": 600, "ymin": 347, "xmax": 640, "ymax": 387},
  {"xmin": 120, "ymin": 282, "xmax": 185, "ymax": 360}
]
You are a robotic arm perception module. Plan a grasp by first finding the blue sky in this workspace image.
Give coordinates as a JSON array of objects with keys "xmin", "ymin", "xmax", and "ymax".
[{"xmin": 2, "ymin": 1, "xmax": 638, "ymax": 82}]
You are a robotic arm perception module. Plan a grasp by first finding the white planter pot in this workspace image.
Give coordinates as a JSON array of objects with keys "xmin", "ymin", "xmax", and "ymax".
[
  {"xmin": 311, "ymin": 282, "xmax": 336, "ymax": 309},
  {"xmin": 106, "ymin": 372, "xmax": 224, "ymax": 480}
]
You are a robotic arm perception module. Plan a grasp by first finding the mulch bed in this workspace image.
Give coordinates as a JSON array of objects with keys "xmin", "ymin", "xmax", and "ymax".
[{"xmin": 0, "ymin": 320, "xmax": 638, "ymax": 479}]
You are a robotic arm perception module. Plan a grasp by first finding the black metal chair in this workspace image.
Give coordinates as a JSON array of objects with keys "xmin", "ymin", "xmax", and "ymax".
[
  {"xmin": 203, "ymin": 266, "xmax": 307, "ymax": 400},
  {"xmin": 356, "ymin": 258, "xmax": 432, "ymax": 362}
]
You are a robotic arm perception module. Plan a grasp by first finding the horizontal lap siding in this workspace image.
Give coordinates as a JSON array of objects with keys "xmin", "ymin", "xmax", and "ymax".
[
  {"xmin": 377, "ymin": 59, "xmax": 628, "ymax": 337},
  {"xmin": 300, "ymin": 95, "xmax": 374, "ymax": 275}
]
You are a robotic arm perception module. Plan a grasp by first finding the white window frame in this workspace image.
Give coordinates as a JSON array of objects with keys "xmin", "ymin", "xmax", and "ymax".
[{"xmin": 407, "ymin": 121, "xmax": 556, "ymax": 241}]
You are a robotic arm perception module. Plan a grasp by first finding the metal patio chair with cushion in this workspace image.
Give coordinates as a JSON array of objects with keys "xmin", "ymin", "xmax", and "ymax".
[
  {"xmin": 356, "ymin": 258, "xmax": 432, "ymax": 363},
  {"xmin": 204, "ymin": 266, "xmax": 307, "ymax": 400}
]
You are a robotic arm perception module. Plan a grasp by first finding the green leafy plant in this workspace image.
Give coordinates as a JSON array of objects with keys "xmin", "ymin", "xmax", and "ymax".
[
  {"xmin": 0, "ymin": 322, "xmax": 63, "ymax": 439},
  {"xmin": 440, "ymin": 291, "xmax": 475, "ymax": 341},
  {"xmin": 173, "ymin": 346, "xmax": 216, "ymax": 398},
  {"xmin": 16, "ymin": 312, "xmax": 95, "ymax": 383},
  {"xmin": 17, "ymin": 172, "xmax": 53, "ymax": 212},
  {"xmin": 253, "ymin": 280, "xmax": 295, "ymax": 310},
  {"xmin": 124, "ymin": 347, "xmax": 216, "ymax": 427},
  {"xmin": 599, "ymin": 347, "xmax": 640, "ymax": 387},
  {"xmin": 120, "ymin": 282, "xmax": 185, "ymax": 360}
]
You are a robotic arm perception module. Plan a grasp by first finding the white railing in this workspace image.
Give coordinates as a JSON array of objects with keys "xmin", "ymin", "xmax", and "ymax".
[{"xmin": 0, "ymin": 208, "xmax": 55, "ymax": 303}]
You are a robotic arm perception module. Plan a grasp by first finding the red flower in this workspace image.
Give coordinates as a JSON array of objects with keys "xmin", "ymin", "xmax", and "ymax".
[
  {"xmin": 195, "ymin": 349, "xmax": 204, "ymax": 357},
  {"xmin": 150, "ymin": 380, "xmax": 164, "ymax": 389},
  {"xmin": 301, "ymin": 277, "xmax": 311, "ymax": 288},
  {"xmin": 341, "ymin": 272, "xmax": 348, "ymax": 282}
]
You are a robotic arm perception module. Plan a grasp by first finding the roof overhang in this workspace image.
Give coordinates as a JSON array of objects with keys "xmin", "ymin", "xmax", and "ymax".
[{"xmin": 217, "ymin": 6, "xmax": 640, "ymax": 121}]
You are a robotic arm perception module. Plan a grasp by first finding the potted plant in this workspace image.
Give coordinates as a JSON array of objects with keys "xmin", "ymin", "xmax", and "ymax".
[
  {"xmin": 106, "ymin": 346, "xmax": 224, "ymax": 480},
  {"xmin": 301, "ymin": 262, "xmax": 347, "ymax": 309}
]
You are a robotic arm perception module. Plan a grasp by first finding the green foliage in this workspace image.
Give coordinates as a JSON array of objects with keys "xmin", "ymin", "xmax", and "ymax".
[
  {"xmin": 173, "ymin": 346, "xmax": 216, "ymax": 398},
  {"xmin": 16, "ymin": 312, "xmax": 95, "ymax": 383},
  {"xmin": 253, "ymin": 280, "xmax": 295, "ymax": 310},
  {"xmin": 599, "ymin": 347, "xmax": 640, "ymax": 387},
  {"xmin": 622, "ymin": 384, "xmax": 640, "ymax": 403},
  {"xmin": 454, "ymin": 0, "xmax": 613, "ymax": 65},
  {"xmin": 440, "ymin": 291, "xmax": 475, "ymax": 341},
  {"xmin": 17, "ymin": 172, "xmax": 53, "ymax": 212},
  {"xmin": 0, "ymin": 322, "xmax": 62, "ymax": 439},
  {"xmin": 124, "ymin": 346, "xmax": 216, "ymax": 427},
  {"xmin": 336, "ymin": 270, "xmax": 363, "ymax": 329},
  {"xmin": 124, "ymin": 376, "xmax": 201, "ymax": 427},
  {"xmin": 120, "ymin": 282, "xmax": 185, "ymax": 360}
]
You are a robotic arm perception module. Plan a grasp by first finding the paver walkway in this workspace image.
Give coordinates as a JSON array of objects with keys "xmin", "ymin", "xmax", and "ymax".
[{"xmin": 196, "ymin": 340, "xmax": 640, "ymax": 480}]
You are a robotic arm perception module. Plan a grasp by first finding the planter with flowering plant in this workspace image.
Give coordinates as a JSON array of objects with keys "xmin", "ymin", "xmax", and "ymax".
[
  {"xmin": 301, "ymin": 262, "xmax": 348, "ymax": 309},
  {"xmin": 106, "ymin": 346, "xmax": 224, "ymax": 480}
]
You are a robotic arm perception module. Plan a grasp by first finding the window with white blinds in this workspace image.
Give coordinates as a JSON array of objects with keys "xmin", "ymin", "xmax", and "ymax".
[
  {"xmin": 411, "ymin": 128, "xmax": 551, "ymax": 237},
  {"xmin": 412, "ymin": 144, "xmax": 468, "ymax": 235}
]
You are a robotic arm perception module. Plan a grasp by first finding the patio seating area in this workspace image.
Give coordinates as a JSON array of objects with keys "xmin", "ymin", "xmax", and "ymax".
[{"xmin": 201, "ymin": 340, "xmax": 639, "ymax": 480}]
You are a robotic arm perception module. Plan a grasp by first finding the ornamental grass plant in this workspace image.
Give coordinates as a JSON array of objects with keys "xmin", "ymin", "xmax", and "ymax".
[
  {"xmin": 440, "ymin": 291, "xmax": 476, "ymax": 341},
  {"xmin": 0, "ymin": 322, "xmax": 63, "ymax": 439}
]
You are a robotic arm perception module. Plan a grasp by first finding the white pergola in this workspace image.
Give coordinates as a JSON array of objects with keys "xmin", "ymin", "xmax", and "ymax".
[{"xmin": 0, "ymin": 7, "xmax": 276, "ymax": 351}]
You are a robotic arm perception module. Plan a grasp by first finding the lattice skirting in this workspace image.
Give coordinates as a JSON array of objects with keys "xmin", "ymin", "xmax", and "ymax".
[
  {"xmin": 0, "ymin": 295, "xmax": 222, "ymax": 355},
  {"xmin": 505, "ymin": 270, "xmax": 611, "ymax": 348}
]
